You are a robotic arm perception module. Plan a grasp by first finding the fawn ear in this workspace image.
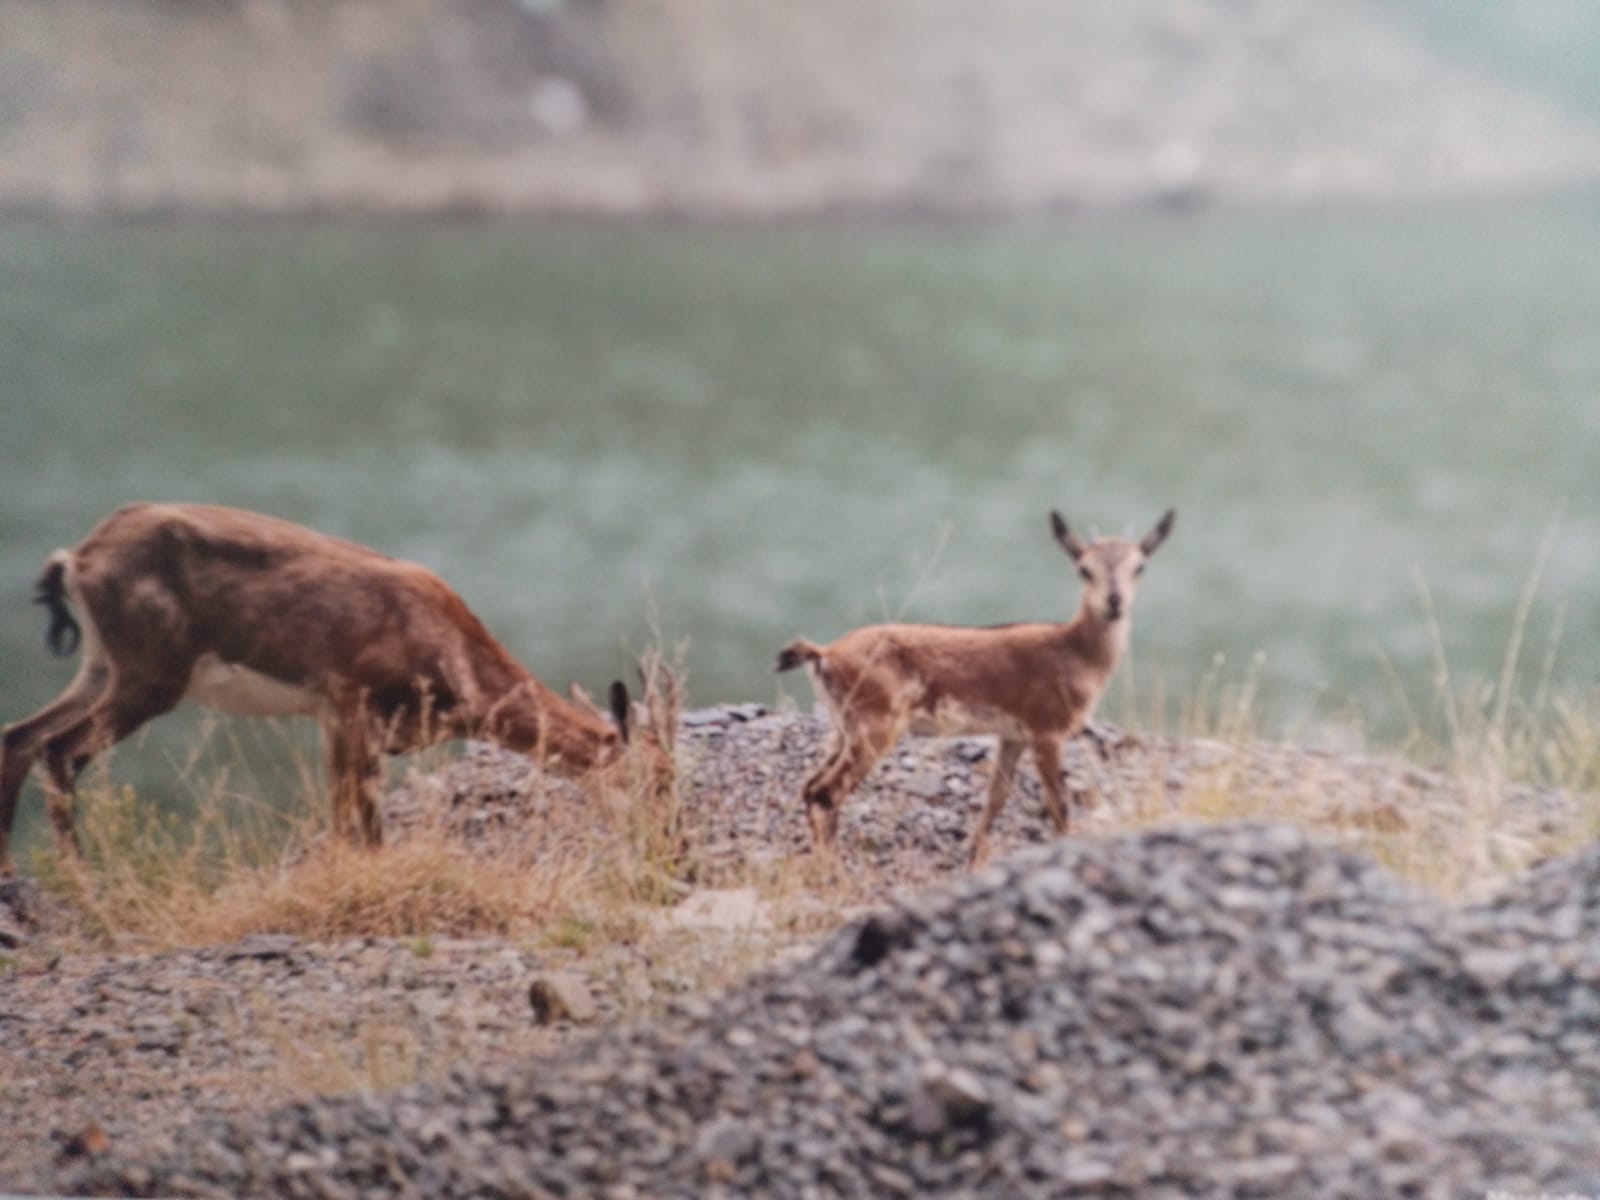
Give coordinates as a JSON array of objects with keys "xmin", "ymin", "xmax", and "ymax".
[
  {"xmin": 1050, "ymin": 511, "xmax": 1088, "ymax": 561},
  {"xmin": 608, "ymin": 680, "xmax": 632, "ymax": 743},
  {"xmin": 1140, "ymin": 509, "xmax": 1176, "ymax": 557}
]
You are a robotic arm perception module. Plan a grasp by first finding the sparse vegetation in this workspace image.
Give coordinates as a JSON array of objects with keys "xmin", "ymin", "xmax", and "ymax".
[
  {"xmin": 18, "ymin": 649, "xmax": 761, "ymax": 961},
  {"xmin": 17, "ymin": 623, "xmax": 1598, "ymax": 951},
  {"xmin": 2, "ymin": 627, "xmax": 1596, "ymax": 1188}
]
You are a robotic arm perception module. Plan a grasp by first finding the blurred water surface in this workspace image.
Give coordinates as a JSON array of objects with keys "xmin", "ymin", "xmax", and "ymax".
[{"xmin": 2, "ymin": 202, "xmax": 1596, "ymax": 848}]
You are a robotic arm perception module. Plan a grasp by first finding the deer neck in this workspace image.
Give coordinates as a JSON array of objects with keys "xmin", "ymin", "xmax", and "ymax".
[
  {"xmin": 478, "ymin": 673, "xmax": 619, "ymax": 776},
  {"xmin": 1063, "ymin": 604, "xmax": 1130, "ymax": 677}
]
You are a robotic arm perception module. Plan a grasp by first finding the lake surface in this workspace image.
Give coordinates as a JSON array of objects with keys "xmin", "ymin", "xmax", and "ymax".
[{"xmin": 2, "ymin": 201, "xmax": 1597, "ymax": 850}]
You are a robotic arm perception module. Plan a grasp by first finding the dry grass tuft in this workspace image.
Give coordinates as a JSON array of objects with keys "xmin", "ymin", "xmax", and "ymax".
[
  {"xmin": 1104, "ymin": 533, "xmax": 1600, "ymax": 901},
  {"xmin": 36, "ymin": 786, "xmax": 590, "ymax": 947},
  {"xmin": 28, "ymin": 648, "xmax": 708, "ymax": 953},
  {"xmin": 207, "ymin": 834, "xmax": 583, "ymax": 941}
]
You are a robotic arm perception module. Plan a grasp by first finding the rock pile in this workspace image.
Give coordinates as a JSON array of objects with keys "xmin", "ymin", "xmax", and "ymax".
[
  {"xmin": 393, "ymin": 706, "xmax": 1579, "ymax": 895},
  {"xmin": 52, "ymin": 822, "xmax": 1600, "ymax": 1198}
]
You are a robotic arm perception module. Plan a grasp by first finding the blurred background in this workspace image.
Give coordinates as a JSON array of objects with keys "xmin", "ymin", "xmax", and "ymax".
[{"xmin": 1, "ymin": 0, "xmax": 1598, "ymax": 843}]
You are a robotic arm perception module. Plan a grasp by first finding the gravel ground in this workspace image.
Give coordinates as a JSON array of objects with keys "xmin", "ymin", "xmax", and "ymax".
[
  {"xmin": 399, "ymin": 706, "xmax": 1580, "ymax": 899},
  {"xmin": 3, "ymin": 706, "xmax": 1595, "ymax": 1196},
  {"xmin": 41, "ymin": 823, "xmax": 1600, "ymax": 1198}
]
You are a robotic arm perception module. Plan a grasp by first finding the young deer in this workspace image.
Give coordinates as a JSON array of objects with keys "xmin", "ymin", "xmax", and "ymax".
[
  {"xmin": 777, "ymin": 509, "xmax": 1174, "ymax": 867},
  {"xmin": 0, "ymin": 502, "xmax": 671, "ymax": 874}
]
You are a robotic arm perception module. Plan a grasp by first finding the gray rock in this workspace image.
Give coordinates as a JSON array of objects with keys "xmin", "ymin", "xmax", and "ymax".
[{"xmin": 529, "ymin": 971, "xmax": 598, "ymax": 1025}]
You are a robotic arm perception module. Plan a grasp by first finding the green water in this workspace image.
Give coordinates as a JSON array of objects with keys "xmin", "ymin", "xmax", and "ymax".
[{"xmin": 2, "ymin": 202, "xmax": 1597, "ymax": 848}]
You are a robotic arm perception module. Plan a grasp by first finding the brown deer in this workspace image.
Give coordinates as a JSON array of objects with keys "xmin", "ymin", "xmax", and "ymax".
[
  {"xmin": 0, "ymin": 502, "xmax": 671, "ymax": 874},
  {"xmin": 777, "ymin": 509, "xmax": 1174, "ymax": 867}
]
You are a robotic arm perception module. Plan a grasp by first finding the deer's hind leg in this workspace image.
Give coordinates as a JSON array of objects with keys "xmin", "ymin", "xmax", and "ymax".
[
  {"xmin": 800, "ymin": 707, "xmax": 904, "ymax": 853},
  {"xmin": 35, "ymin": 671, "xmax": 189, "ymax": 860},
  {"xmin": 0, "ymin": 668, "xmax": 111, "ymax": 872}
]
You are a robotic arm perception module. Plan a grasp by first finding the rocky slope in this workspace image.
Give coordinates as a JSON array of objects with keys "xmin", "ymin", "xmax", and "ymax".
[
  {"xmin": 37, "ymin": 825, "xmax": 1600, "ymax": 1197},
  {"xmin": 2, "ymin": 708, "xmax": 1593, "ymax": 1194},
  {"xmin": 2, "ymin": 0, "xmax": 1597, "ymax": 217}
]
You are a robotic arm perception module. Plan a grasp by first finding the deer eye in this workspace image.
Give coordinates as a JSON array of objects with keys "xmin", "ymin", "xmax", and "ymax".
[
  {"xmin": 1077, "ymin": 566, "xmax": 1092, "ymax": 583},
  {"xmin": 1134, "ymin": 563, "xmax": 1146, "ymax": 577}
]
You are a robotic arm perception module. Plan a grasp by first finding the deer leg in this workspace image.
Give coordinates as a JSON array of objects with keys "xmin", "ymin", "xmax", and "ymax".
[
  {"xmin": 1031, "ymin": 734, "xmax": 1071, "ymax": 835},
  {"xmin": 0, "ymin": 678, "xmax": 108, "ymax": 873},
  {"xmin": 37, "ymin": 676, "xmax": 186, "ymax": 860},
  {"xmin": 798, "ymin": 717, "xmax": 858, "ymax": 849},
  {"xmin": 967, "ymin": 738, "xmax": 1024, "ymax": 869},
  {"xmin": 325, "ymin": 716, "xmax": 383, "ymax": 847},
  {"xmin": 801, "ymin": 714, "xmax": 900, "ymax": 852},
  {"xmin": 800, "ymin": 748, "xmax": 851, "ymax": 851}
]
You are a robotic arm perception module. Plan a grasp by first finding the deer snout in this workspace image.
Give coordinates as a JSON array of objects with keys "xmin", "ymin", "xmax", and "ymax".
[{"xmin": 1106, "ymin": 592, "xmax": 1124, "ymax": 621}]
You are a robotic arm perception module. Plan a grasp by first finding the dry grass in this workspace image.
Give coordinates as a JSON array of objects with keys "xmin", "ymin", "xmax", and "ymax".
[
  {"xmin": 24, "ymin": 649, "xmax": 773, "ymax": 964},
  {"xmin": 1147, "ymin": 655, "xmax": 1598, "ymax": 899},
  {"xmin": 1108, "ymin": 542, "xmax": 1600, "ymax": 902},
  {"xmin": 34, "ymin": 783, "xmax": 594, "ymax": 947}
]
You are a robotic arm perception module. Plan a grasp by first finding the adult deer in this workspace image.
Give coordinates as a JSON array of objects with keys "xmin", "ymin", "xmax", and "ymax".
[
  {"xmin": 777, "ymin": 509, "xmax": 1174, "ymax": 867},
  {"xmin": 0, "ymin": 502, "xmax": 669, "ymax": 874}
]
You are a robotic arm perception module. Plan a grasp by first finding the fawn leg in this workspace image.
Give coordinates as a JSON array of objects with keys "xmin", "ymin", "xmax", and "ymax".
[{"xmin": 966, "ymin": 738, "xmax": 1024, "ymax": 869}]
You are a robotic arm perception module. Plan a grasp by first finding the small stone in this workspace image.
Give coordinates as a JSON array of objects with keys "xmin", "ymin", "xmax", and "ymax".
[
  {"xmin": 1061, "ymin": 1158, "xmax": 1116, "ymax": 1186},
  {"xmin": 528, "ymin": 972, "xmax": 598, "ymax": 1025},
  {"xmin": 908, "ymin": 1060, "xmax": 992, "ymax": 1136},
  {"xmin": 696, "ymin": 1117, "xmax": 758, "ymax": 1166},
  {"xmin": 224, "ymin": 935, "xmax": 300, "ymax": 963}
]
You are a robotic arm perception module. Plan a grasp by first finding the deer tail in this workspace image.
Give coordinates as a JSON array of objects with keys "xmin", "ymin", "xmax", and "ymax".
[
  {"xmin": 33, "ymin": 551, "xmax": 81, "ymax": 658},
  {"xmin": 774, "ymin": 639, "xmax": 824, "ymax": 674}
]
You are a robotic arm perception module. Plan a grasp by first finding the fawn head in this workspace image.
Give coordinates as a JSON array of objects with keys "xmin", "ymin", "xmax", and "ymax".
[{"xmin": 1050, "ymin": 509, "xmax": 1175, "ymax": 625}]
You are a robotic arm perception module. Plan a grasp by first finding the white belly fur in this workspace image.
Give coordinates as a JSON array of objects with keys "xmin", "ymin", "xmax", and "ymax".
[
  {"xmin": 908, "ymin": 697, "xmax": 1029, "ymax": 741},
  {"xmin": 184, "ymin": 654, "xmax": 320, "ymax": 718}
]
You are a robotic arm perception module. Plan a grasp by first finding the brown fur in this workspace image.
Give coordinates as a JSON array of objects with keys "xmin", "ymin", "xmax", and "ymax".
[
  {"xmin": 0, "ymin": 502, "xmax": 661, "ymax": 872},
  {"xmin": 778, "ymin": 508, "xmax": 1174, "ymax": 867}
]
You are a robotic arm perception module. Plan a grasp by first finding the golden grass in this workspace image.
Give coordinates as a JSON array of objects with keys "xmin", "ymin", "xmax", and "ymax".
[
  {"xmin": 25, "ymin": 649, "xmax": 721, "ymax": 955},
  {"xmin": 1119, "ymin": 647, "xmax": 1600, "ymax": 902},
  {"xmin": 35, "ymin": 788, "xmax": 592, "ymax": 946},
  {"xmin": 1099, "ymin": 524, "xmax": 1600, "ymax": 901}
]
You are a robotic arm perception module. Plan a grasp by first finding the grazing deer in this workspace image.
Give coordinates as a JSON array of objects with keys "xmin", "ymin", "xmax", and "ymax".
[
  {"xmin": 0, "ymin": 502, "xmax": 670, "ymax": 874},
  {"xmin": 777, "ymin": 509, "xmax": 1174, "ymax": 867}
]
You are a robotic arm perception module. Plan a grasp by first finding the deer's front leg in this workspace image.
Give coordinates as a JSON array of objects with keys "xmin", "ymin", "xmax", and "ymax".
[
  {"xmin": 1031, "ymin": 734, "xmax": 1071, "ymax": 835},
  {"xmin": 325, "ymin": 715, "xmax": 383, "ymax": 847},
  {"xmin": 967, "ymin": 738, "xmax": 1023, "ymax": 869}
]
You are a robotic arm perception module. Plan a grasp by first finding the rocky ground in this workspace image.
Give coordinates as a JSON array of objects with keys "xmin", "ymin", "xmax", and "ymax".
[{"xmin": 2, "ymin": 707, "xmax": 1595, "ymax": 1195}]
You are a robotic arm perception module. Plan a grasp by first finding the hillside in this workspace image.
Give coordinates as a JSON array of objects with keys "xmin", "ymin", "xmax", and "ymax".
[{"xmin": 2, "ymin": 0, "xmax": 1598, "ymax": 217}]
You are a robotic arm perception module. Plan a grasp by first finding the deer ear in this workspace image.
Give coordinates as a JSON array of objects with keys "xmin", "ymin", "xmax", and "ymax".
[
  {"xmin": 608, "ymin": 680, "xmax": 632, "ymax": 743},
  {"xmin": 1140, "ymin": 508, "xmax": 1176, "ymax": 557},
  {"xmin": 1050, "ymin": 510, "xmax": 1088, "ymax": 561}
]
